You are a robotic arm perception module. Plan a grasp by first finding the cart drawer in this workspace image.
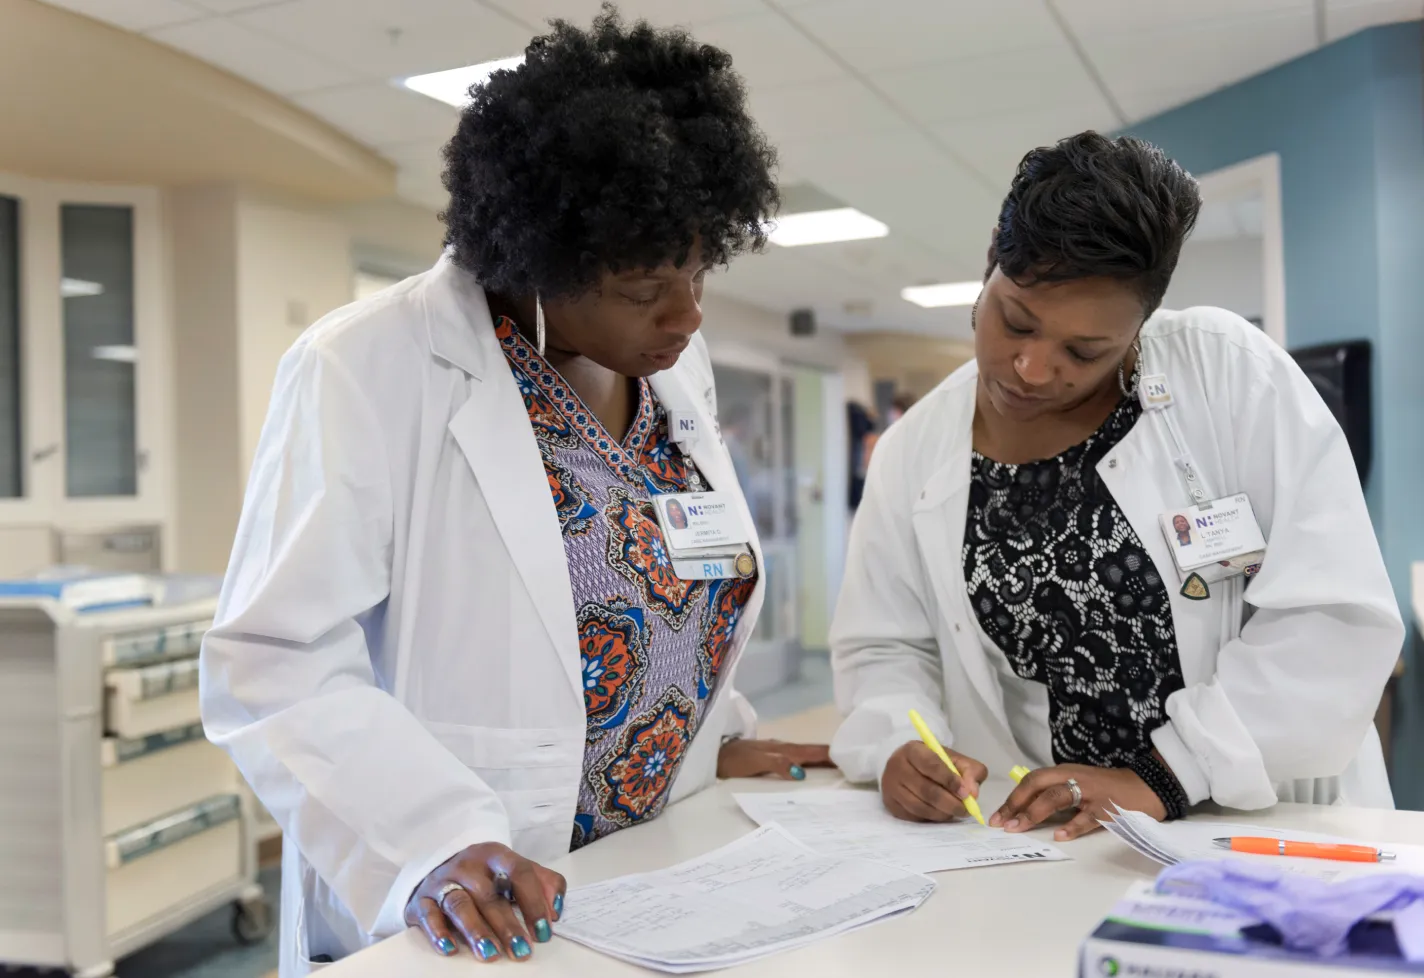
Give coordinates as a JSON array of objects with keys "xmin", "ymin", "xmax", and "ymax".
[
  {"xmin": 102, "ymin": 619, "xmax": 211, "ymax": 669},
  {"xmin": 101, "ymin": 724, "xmax": 235, "ymax": 836},
  {"xmin": 105, "ymin": 821, "xmax": 243, "ymax": 938},
  {"xmin": 104, "ymin": 795, "xmax": 244, "ymax": 938},
  {"xmin": 105, "ymin": 658, "xmax": 200, "ymax": 738}
]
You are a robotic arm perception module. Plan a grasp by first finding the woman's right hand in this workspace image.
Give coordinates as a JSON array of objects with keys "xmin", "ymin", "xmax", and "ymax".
[
  {"xmin": 405, "ymin": 842, "xmax": 567, "ymax": 963},
  {"xmin": 881, "ymin": 741, "xmax": 989, "ymax": 822}
]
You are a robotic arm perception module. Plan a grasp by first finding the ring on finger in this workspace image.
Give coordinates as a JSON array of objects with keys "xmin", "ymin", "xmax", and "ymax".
[
  {"xmin": 1066, "ymin": 778, "xmax": 1083, "ymax": 809},
  {"xmin": 435, "ymin": 881, "xmax": 467, "ymax": 909}
]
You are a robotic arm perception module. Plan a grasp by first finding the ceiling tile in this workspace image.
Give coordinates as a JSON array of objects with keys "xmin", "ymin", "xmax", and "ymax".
[
  {"xmin": 295, "ymin": 82, "xmax": 460, "ymax": 147},
  {"xmin": 1325, "ymin": 0, "xmax": 1424, "ymax": 41},
  {"xmin": 936, "ymin": 103, "xmax": 1123, "ymax": 190},
  {"xmin": 784, "ymin": 0, "xmax": 1062, "ymax": 73},
  {"xmin": 42, "ymin": 0, "xmax": 204, "ymax": 31},
  {"xmin": 184, "ymin": 0, "xmax": 295, "ymax": 11},
  {"xmin": 1054, "ymin": 0, "xmax": 1311, "ymax": 38},
  {"xmin": 482, "ymin": 0, "xmax": 766, "ymax": 31},
  {"xmin": 235, "ymin": 0, "xmax": 532, "ymax": 79},
  {"xmin": 149, "ymin": 17, "xmax": 359, "ymax": 95},
  {"xmin": 1084, "ymin": 9, "xmax": 1318, "ymax": 122},
  {"xmin": 871, "ymin": 44, "xmax": 1107, "ymax": 126},
  {"xmin": 749, "ymin": 77, "xmax": 901, "ymax": 144},
  {"xmin": 688, "ymin": 12, "xmax": 846, "ymax": 92}
]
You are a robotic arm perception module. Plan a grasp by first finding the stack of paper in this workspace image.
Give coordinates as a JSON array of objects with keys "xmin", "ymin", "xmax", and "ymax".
[
  {"xmin": 556, "ymin": 825, "xmax": 935, "ymax": 973},
  {"xmin": 1101, "ymin": 805, "xmax": 1424, "ymax": 882},
  {"xmin": 735, "ymin": 788, "xmax": 1069, "ymax": 873}
]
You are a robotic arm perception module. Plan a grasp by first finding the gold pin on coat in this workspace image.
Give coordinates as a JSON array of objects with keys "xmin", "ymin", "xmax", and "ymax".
[
  {"xmin": 734, "ymin": 552, "xmax": 757, "ymax": 579},
  {"xmin": 1180, "ymin": 572, "xmax": 1210, "ymax": 600}
]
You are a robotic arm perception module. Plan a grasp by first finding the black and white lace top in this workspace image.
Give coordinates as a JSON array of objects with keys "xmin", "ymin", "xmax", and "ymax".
[{"xmin": 963, "ymin": 395, "xmax": 1185, "ymax": 769}]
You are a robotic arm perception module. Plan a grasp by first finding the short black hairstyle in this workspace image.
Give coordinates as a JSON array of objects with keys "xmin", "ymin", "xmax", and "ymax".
[
  {"xmin": 991, "ymin": 132, "xmax": 1201, "ymax": 316},
  {"xmin": 441, "ymin": 6, "xmax": 779, "ymax": 299}
]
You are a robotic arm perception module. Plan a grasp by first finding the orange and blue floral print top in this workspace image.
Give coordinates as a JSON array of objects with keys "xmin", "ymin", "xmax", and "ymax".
[{"xmin": 495, "ymin": 317, "xmax": 757, "ymax": 851}]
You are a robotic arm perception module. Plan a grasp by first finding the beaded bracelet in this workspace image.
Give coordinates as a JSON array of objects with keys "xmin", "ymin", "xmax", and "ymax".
[{"xmin": 1129, "ymin": 753, "xmax": 1190, "ymax": 821}]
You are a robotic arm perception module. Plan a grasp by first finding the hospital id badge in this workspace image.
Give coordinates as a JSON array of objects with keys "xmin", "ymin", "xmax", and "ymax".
[
  {"xmin": 652, "ymin": 491, "xmax": 746, "ymax": 553},
  {"xmin": 1159, "ymin": 493, "xmax": 1267, "ymax": 586}
]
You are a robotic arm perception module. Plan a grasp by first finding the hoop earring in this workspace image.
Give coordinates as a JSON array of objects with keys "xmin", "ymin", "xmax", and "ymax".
[
  {"xmin": 535, "ymin": 295, "xmax": 546, "ymax": 358},
  {"xmin": 1118, "ymin": 335, "xmax": 1142, "ymax": 398}
]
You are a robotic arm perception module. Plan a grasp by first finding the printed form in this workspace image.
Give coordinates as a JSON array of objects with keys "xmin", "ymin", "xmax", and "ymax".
[
  {"xmin": 556, "ymin": 824, "xmax": 934, "ymax": 973},
  {"xmin": 735, "ymin": 788, "xmax": 1069, "ymax": 874}
]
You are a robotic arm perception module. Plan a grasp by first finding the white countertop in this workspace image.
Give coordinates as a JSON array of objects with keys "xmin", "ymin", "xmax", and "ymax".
[{"xmin": 324, "ymin": 770, "xmax": 1424, "ymax": 977}]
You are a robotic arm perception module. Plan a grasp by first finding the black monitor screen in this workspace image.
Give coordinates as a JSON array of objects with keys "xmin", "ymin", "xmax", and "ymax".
[{"xmin": 1288, "ymin": 339, "xmax": 1372, "ymax": 488}]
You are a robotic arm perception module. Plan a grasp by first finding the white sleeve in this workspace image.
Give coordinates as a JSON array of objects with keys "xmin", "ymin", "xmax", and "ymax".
[
  {"xmin": 829, "ymin": 426, "xmax": 952, "ymax": 784},
  {"xmin": 200, "ymin": 341, "xmax": 512, "ymax": 939},
  {"xmin": 1154, "ymin": 343, "xmax": 1403, "ymax": 810}
]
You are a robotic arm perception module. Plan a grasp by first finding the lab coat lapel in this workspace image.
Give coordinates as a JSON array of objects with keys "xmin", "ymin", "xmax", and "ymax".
[
  {"xmin": 647, "ymin": 368, "xmax": 766, "ymax": 677},
  {"xmin": 427, "ymin": 265, "xmax": 583, "ymax": 705},
  {"xmin": 910, "ymin": 381, "xmax": 1016, "ymax": 746}
]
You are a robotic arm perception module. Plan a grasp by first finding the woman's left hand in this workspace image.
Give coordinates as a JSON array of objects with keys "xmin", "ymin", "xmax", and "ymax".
[
  {"xmin": 717, "ymin": 739, "xmax": 834, "ymax": 781},
  {"xmin": 990, "ymin": 764, "xmax": 1167, "ymax": 842}
]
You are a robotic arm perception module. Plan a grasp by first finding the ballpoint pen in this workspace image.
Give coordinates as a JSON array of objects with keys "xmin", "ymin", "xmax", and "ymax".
[
  {"xmin": 907, "ymin": 709, "xmax": 985, "ymax": 826},
  {"xmin": 1212, "ymin": 836, "xmax": 1396, "ymax": 863}
]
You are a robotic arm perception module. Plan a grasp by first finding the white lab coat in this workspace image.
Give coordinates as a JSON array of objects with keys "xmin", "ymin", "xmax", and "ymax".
[
  {"xmin": 200, "ymin": 255, "xmax": 763, "ymax": 976},
  {"xmin": 831, "ymin": 306, "xmax": 1402, "ymax": 814}
]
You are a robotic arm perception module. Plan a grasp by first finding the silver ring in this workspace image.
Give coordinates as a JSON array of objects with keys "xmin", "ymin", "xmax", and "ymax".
[
  {"xmin": 435, "ymin": 882, "xmax": 466, "ymax": 908},
  {"xmin": 1066, "ymin": 778, "xmax": 1083, "ymax": 809}
]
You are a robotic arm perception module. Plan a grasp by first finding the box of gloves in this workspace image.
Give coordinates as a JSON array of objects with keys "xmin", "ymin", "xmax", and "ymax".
[{"xmin": 1080, "ymin": 880, "xmax": 1424, "ymax": 977}]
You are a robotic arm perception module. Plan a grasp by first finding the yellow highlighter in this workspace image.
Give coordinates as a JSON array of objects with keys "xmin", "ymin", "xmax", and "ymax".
[
  {"xmin": 1009, "ymin": 765, "xmax": 1032, "ymax": 784},
  {"xmin": 907, "ymin": 709, "xmax": 985, "ymax": 826}
]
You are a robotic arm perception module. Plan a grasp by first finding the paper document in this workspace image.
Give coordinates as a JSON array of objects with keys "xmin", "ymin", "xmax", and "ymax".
[
  {"xmin": 1101, "ymin": 805, "xmax": 1424, "ymax": 882},
  {"xmin": 735, "ymin": 788, "xmax": 1068, "ymax": 874},
  {"xmin": 556, "ymin": 824, "xmax": 934, "ymax": 973}
]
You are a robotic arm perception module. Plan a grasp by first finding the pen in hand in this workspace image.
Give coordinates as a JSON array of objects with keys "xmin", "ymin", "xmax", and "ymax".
[{"xmin": 907, "ymin": 710, "xmax": 986, "ymax": 826}]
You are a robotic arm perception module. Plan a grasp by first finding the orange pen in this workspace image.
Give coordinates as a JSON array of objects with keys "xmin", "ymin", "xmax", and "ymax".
[{"xmin": 1212, "ymin": 837, "xmax": 1396, "ymax": 863}]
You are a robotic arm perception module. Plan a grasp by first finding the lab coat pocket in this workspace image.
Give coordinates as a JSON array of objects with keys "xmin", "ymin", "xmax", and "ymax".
[
  {"xmin": 422, "ymin": 722, "xmax": 581, "ymax": 780},
  {"xmin": 421, "ymin": 722, "xmax": 580, "ymax": 851}
]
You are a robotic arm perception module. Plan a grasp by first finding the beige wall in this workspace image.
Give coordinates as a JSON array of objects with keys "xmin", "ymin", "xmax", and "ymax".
[
  {"xmin": 235, "ymin": 198, "xmax": 353, "ymax": 477},
  {"xmin": 845, "ymin": 331, "xmax": 976, "ymax": 403},
  {"xmin": 169, "ymin": 186, "xmax": 243, "ymax": 575},
  {"xmin": 167, "ymin": 188, "xmax": 435, "ymax": 572}
]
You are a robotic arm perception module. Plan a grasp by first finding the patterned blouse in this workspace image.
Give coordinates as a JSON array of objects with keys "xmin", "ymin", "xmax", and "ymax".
[
  {"xmin": 962, "ymin": 395, "xmax": 1186, "ymax": 769},
  {"xmin": 495, "ymin": 318, "xmax": 757, "ymax": 851}
]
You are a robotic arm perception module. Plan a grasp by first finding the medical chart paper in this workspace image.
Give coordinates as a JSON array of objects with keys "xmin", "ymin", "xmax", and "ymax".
[
  {"xmin": 555, "ymin": 824, "xmax": 934, "ymax": 973},
  {"xmin": 734, "ymin": 788, "xmax": 1069, "ymax": 873}
]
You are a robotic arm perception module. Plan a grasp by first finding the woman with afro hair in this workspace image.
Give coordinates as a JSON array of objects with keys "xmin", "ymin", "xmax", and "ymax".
[{"xmin": 201, "ymin": 9, "xmax": 828, "ymax": 974}]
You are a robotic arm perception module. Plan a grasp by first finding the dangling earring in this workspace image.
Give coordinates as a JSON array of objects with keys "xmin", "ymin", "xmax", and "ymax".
[
  {"xmin": 535, "ymin": 294, "xmax": 546, "ymax": 358},
  {"xmin": 1118, "ymin": 335, "xmax": 1142, "ymax": 398}
]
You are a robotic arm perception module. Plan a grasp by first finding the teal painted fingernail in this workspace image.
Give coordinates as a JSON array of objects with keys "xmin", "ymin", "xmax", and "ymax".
[
  {"xmin": 534, "ymin": 918, "xmax": 552, "ymax": 943},
  {"xmin": 474, "ymin": 939, "xmax": 499, "ymax": 961},
  {"xmin": 790, "ymin": 765, "xmax": 806, "ymax": 781},
  {"xmin": 437, "ymin": 937, "xmax": 457, "ymax": 956},
  {"xmin": 553, "ymin": 893, "xmax": 564, "ymax": 918},
  {"xmin": 511, "ymin": 936, "xmax": 532, "ymax": 959}
]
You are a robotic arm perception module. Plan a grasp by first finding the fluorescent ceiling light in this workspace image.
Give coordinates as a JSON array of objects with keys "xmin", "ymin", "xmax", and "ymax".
[
  {"xmin": 61, "ymin": 277, "xmax": 104, "ymax": 298},
  {"xmin": 402, "ymin": 56, "xmax": 524, "ymax": 108},
  {"xmin": 768, "ymin": 208, "xmax": 888, "ymax": 247},
  {"xmin": 91, "ymin": 345, "xmax": 136, "ymax": 363},
  {"xmin": 901, "ymin": 281, "xmax": 983, "ymax": 308}
]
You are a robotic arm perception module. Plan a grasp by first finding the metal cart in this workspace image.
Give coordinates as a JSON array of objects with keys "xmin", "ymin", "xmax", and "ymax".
[{"xmin": 0, "ymin": 583, "xmax": 272, "ymax": 977}]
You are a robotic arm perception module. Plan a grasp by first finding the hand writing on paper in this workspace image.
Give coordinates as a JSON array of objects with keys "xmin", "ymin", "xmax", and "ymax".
[
  {"xmin": 718, "ymin": 739, "xmax": 834, "ymax": 781},
  {"xmin": 991, "ymin": 764, "xmax": 1167, "ymax": 841},
  {"xmin": 881, "ymin": 741, "xmax": 988, "ymax": 823},
  {"xmin": 405, "ymin": 843, "xmax": 566, "ymax": 963}
]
